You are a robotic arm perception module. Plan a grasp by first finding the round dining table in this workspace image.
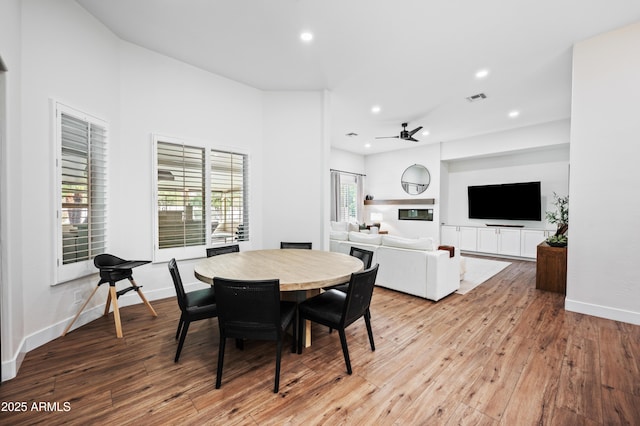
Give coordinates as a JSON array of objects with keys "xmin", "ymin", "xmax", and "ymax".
[
  {"xmin": 194, "ymin": 248, "xmax": 364, "ymax": 290},
  {"xmin": 194, "ymin": 248, "xmax": 364, "ymax": 346}
]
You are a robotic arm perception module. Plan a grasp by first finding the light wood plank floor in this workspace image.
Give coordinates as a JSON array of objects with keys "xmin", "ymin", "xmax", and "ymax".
[{"xmin": 1, "ymin": 257, "xmax": 639, "ymax": 425}]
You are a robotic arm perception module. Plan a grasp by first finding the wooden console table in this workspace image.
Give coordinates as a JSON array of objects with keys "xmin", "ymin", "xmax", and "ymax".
[{"xmin": 536, "ymin": 242, "xmax": 567, "ymax": 294}]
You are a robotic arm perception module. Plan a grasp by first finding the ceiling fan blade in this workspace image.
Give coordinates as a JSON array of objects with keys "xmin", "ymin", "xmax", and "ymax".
[
  {"xmin": 408, "ymin": 136, "xmax": 419, "ymax": 142},
  {"xmin": 408, "ymin": 126, "xmax": 423, "ymax": 137},
  {"xmin": 375, "ymin": 136, "xmax": 400, "ymax": 139}
]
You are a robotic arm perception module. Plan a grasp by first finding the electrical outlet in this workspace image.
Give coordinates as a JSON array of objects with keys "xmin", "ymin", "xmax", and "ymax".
[{"xmin": 74, "ymin": 290, "xmax": 84, "ymax": 305}]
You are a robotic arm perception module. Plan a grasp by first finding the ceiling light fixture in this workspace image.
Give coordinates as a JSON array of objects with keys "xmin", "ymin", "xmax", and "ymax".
[
  {"xmin": 475, "ymin": 69, "xmax": 490, "ymax": 79},
  {"xmin": 364, "ymin": 143, "xmax": 372, "ymax": 148},
  {"xmin": 422, "ymin": 130, "xmax": 430, "ymax": 136},
  {"xmin": 508, "ymin": 110, "xmax": 520, "ymax": 118},
  {"xmin": 371, "ymin": 105, "xmax": 381, "ymax": 114},
  {"xmin": 300, "ymin": 32, "xmax": 313, "ymax": 42}
]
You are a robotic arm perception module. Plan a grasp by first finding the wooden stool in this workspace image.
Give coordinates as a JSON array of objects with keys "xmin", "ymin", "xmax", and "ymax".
[{"xmin": 62, "ymin": 254, "xmax": 157, "ymax": 338}]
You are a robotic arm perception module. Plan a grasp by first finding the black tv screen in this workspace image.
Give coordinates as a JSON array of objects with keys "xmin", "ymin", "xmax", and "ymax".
[{"xmin": 468, "ymin": 182, "xmax": 541, "ymax": 221}]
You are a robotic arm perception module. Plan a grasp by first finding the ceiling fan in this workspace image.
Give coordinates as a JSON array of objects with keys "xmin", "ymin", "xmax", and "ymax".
[{"xmin": 376, "ymin": 122, "xmax": 423, "ymax": 142}]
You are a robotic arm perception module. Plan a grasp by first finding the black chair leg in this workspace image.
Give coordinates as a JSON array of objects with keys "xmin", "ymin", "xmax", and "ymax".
[
  {"xmin": 364, "ymin": 309, "xmax": 375, "ymax": 351},
  {"xmin": 274, "ymin": 339, "xmax": 283, "ymax": 393},
  {"xmin": 338, "ymin": 329, "xmax": 352, "ymax": 375},
  {"xmin": 174, "ymin": 320, "xmax": 190, "ymax": 363},
  {"xmin": 175, "ymin": 317, "xmax": 184, "ymax": 340},
  {"xmin": 216, "ymin": 336, "xmax": 226, "ymax": 389}
]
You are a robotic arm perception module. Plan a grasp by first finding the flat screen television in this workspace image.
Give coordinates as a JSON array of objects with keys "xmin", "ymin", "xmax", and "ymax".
[{"xmin": 468, "ymin": 181, "xmax": 541, "ymax": 221}]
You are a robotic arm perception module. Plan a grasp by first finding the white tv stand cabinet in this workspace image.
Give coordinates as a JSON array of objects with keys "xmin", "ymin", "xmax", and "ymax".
[{"xmin": 441, "ymin": 225, "xmax": 555, "ymax": 259}]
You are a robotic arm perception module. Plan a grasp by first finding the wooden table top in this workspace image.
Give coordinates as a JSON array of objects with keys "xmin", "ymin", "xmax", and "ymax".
[{"xmin": 194, "ymin": 249, "xmax": 364, "ymax": 291}]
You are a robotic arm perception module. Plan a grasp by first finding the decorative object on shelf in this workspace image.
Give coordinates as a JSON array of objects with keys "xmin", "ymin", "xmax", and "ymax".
[
  {"xmin": 364, "ymin": 198, "xmax": 434, "ymax": 205},
  {"xmin": 365, "ymin": 194, "xmax": 374, "ymax": 200},
  {"xmin": 401, "ymin": 164, "xmax": 430, "ymax": 195},
  {"xmin": 545, "ymin": 192, "xmax": 569, "ymax": 246}
]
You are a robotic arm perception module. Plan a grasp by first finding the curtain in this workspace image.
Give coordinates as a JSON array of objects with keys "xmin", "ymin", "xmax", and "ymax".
[
  {"xmin": 356, "ymin": 173, "xmax": 364, "ymax": 224},
  {"xmin": 330, "ymin": 170, "xmax": 340, "ymax": 222}
]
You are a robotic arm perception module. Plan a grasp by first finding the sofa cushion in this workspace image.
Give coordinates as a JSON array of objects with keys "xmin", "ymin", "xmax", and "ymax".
[
  {"xmin": 329, "ymin": 230, "xmax": 349, "ymax": 241},
  {"xmin": 348, "ymin": 231, "xmax": 383, "ymax": 245},
  {"xmin": 330, "ymin": 221, "xmax": 348, "ymax": 231},
  {"xmin": 381, "ymin": 235, "xmax": 435, "ymax": 251}
]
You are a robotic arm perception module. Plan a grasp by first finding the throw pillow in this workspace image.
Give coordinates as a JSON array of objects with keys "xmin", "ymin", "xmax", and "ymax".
[
  {"xmin": 348, "ymin": 231, "xmax": 383, "ymax": 245},
  {"xmin": 381, "ymin": 235, "xmax": 435, "ymax": 251}
]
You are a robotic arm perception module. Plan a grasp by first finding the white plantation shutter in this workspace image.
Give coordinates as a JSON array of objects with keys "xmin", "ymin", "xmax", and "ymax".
[
  {"xmin": 157, "ymin": 141, "xmax": 206, "ymax": 249},
  {"xmin": 211, "ymin": 151, "xmax": 249, "ymax": 242},
  {"xmin": 339, "ymin": 174, "xmax": 357, "ymax": 223},
  {"xmin": 154, "ymin": 136, "xmax": 249, "ymax": 261},
  {"xmin": 56, "ymin": 104, "xmax": 108, "ymax": 283}
]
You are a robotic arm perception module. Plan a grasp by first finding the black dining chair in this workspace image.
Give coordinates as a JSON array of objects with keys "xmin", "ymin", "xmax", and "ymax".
[
  {"xmin": 206, "ymin": 244, "xmax": 240, "ymax": 257},
  {"xmin": 328, "ymin": 246, "xmax": 374, "ymax": 293},
  {"xmin": 280, "ymin": 242, "xmax": 312, "ymax": 249},
  {"xmin": 168, "ymin": 258, "xmax": 218, "ymax": 363},
  {"xmin": 213, "ymin": 277, "xmax": 297, "ymax": 393},
  {"xmin": 297, "ymin": 264, "xmax": 379, "ymax": 375}
]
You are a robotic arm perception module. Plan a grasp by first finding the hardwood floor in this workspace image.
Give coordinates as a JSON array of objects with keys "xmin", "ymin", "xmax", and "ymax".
[{"xmin": 1, "ymin": 257, "xmax": 639, "ymax": 425}]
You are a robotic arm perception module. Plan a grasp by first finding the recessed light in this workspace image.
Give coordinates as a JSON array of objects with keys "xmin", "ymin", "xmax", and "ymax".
[
  {"xmin": 508, "ymin": 110, "xmax": 520, "ymax": 118},
  {"xmin": 475, "ymin": 69, "xmax": 490, "ymax": 79},
  {"xmin": 422, "ymin": 130, "xmax": 430, "ymax": 136},
  {"xmin": 371, "ymin": 105, "xmax": 381, "ymax": 114},
  {"xmin": 300, "ymin": 32, "xmax": 313, "ymax": 42},
  {"xmin": 364, "ymin": 143, "xmax": 372, "ymax": 148}
]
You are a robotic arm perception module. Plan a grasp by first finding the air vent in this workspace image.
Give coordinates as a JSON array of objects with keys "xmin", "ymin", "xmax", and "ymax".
[{"xmin": 466, "ymin": 93, "xmax": 487, "ymax": 102}]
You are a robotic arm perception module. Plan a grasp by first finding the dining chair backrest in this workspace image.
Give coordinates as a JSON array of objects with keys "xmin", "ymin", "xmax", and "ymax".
[
  {"xmin": 342, "ymin": 264, "xmax": 379, "ymax": 328},
  {"xmin": 349, "ymin": 246, "xmax": 374, "ymax": 269},
  {"xmin": 280, "ymin": 242, "xmax": 312, "ymax": 249},
  {"xmin": 213, "ymin": 278, "xmax": 282, "ymax": 341},
  {"xmin": 206, "ymin": 244, "xmax": 240, "ymax": 257},
  {"xmin": 168, "ymin": 258, "xmax": 188, "ymax": 312}
]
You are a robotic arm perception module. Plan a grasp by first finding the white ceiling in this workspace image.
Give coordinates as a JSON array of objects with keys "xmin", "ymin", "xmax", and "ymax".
[{"xmin": 77, "ymin": 0, "xmax": 640, "ymax": 155}]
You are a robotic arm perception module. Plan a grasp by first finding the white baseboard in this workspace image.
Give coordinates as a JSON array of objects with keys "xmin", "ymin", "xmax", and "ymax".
[
  {"xmin": 1, "ymin": 283, "xmax": 202, "ymax": 382},
  {"xmin": 565, "ymin": 298, "xmax": 640, "ymax": 326}
]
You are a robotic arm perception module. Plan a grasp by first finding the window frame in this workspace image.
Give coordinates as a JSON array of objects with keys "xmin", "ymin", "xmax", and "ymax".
[
  {"xmin": 53, "ymin": 101, "xmax": 109, "ymax": 284},
  {"xmin": 152, "ymin": 134, "xmax": 250, "ymax": 263}
]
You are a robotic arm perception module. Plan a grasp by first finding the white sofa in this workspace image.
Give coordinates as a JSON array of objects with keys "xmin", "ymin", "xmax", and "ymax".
[{"xmin": 329, "ymin": 229, "xmax": 461, "ymax": 301}]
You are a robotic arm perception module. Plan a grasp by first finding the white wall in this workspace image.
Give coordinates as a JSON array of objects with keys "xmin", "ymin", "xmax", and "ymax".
[
  {"xmin": 444, "ymin": 145, "xmax": 570, "ymax": 229},
  {"xmin": 0, "ymin": 0, "xmax": 23, "ymax": 379},
  {"xmin": 566, "ymin": 22, "xmax": 640, "ymax": 325},
  {"xmin": 19, "ymin": 0, "xmax": 120, "ymax": 358},
  {"xmin": 116, "ymin": 41, "xmax": 264, "ymax": 295},
  {"xmin": 364, "ymin": 143, "xmax": 442, "ymax": 239},
  {"xmin": 262, "ymin": 91, "xmax": 327, "ymax": 249},
  {"xmin": 330, "ymin": 148, "xmax": 366, "ymax": 176},
  {"xmin": 441, "ymin": 119, "xmax": 570, "ymax": 161}
]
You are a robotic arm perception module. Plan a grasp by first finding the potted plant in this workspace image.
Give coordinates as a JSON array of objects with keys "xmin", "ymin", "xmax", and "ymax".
[{"xmin": 545, "ymin": 192, "xmax": 568, "ymax": 247}]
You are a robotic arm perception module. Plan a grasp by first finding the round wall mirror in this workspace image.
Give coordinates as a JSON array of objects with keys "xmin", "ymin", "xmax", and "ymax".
[{"xmin": 401, "ymin": 164, "xmax": 430, "ymax": 195}]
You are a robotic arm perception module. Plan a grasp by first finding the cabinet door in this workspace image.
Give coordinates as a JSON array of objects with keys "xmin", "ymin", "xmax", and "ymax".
[
  {"xmin": 459, "ymin": 227, "xmax": 478, "ymax": 251},
  {"xmin": 440, "ymin": 226, "xmax": 458, "ymax": 247},
  {"xmin": 521, "ymin": 230, "xmax": 547, "ymax": 258},
  {"xmin": 498, "ymin": 228, "xmax": 521, "ymax": 256},
  {"xmin": 476, "ymin": 228, "xmax": 497, "ymax": 253}
]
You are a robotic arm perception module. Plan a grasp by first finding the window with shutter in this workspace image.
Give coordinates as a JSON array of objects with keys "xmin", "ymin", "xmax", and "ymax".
[
  {"xmin": 55, "ymin": 103, "xmax": 108, "ymax": 283},
  {"xmin": 153, "ymin": 136, "xmax": 249, "ymax": 261},
  {"xmin": 211, "ymin": 151, "xmax": 249, "ymax": 244}
]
